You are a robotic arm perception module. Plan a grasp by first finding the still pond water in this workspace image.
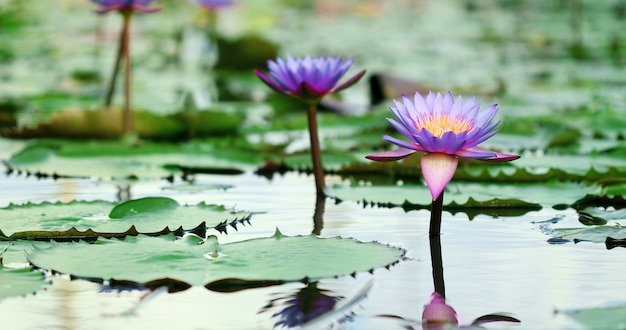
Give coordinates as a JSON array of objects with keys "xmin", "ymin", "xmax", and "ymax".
[{"xmin": 0, "ymin": 171, "xmax": 622, "ymax": 329}]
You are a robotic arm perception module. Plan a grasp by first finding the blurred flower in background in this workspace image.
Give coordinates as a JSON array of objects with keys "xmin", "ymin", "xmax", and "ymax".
[
  {"xmin": 91, "ymin": 0, "xmax": 161, "ymax": 14},
  {"xmin": 255, "ymin": 55, "xmax": 365, "ymax": 105},
  {"xmin": 192, "ymin": 0, "xmax": 235, "ymax": 11},
  {"xmin": 255, "ymin": 55, "xmax": 365, "ymax": 195}
]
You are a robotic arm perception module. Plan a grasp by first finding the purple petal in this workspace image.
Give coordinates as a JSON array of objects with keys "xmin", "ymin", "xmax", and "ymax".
[
  {"xmin": 332, "ymin": 69, "xmax": 366, "ymax": 93},
  {"xmin": 365, "ymin": 148, "xmax": 417, "ymax": 161},
  {"xmin": 195, "ymin": 0, "xmax": 235, "ymax": 10},
  {"xmin": 421, "ymin": 153, "xmax": 458, "ymax": 201},
  {"xmin": 386, "ymin": 117, "xmax": 415, "ymax": 142},
  {"xmin": 442, "ymin": 92, "xmax": 454, "ymax": 114},
  {"xmin": 254, "ymin": 69, "xmax": 288, "ymax": 94},
  {"xmin": 454, "ymin": 146, "xmax": 519, "ymax": 161},
  {"xmin": 470, "ymin": 125, "xmax": 500, "ymax": 146},
  {"xmin": 438, "ymin": 131, "xmax": 468, "ymax": 154},
  {"xmin": 91, "ymin": 0, "xmax": 160, "ymax": 13},
  {"xmin": 382, "ymin": 135, "xmax": 425, "ymax": 151},
  {"xmin": 256, "ymin": 55, "xmax": 362, "ymax": 102},
  {"xmin": 414, "ymin": 128, "xmax": 439, "ymax": 152},
  {"xmin": 473, "ymin": 103, "xmax": 498, "ymax": 128}
]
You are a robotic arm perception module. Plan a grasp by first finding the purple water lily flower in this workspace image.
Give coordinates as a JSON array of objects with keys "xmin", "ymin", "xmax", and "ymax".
[
  {"xmin": 366, "ymin": 91, "xmax": 519, "ymax": 201},
  {"xmin": 91, "ymin": 0, "xmax": 161, "ymax": 14},
  {"xmin": 254, "ymin": 55, "xmax": 366, "ymax": 104},
  {"xmin": 255, "ymin": 55, "xmax": 365, "ymax": 196},
  {"xmin": 193, "ymin": 0, "xmax": 235, "ymax": 10}
]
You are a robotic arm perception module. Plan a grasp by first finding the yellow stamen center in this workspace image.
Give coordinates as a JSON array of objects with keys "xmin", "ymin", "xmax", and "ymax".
[{"xmin": 415, "ymin": 114, "xmax": 474, "ymax": 138}]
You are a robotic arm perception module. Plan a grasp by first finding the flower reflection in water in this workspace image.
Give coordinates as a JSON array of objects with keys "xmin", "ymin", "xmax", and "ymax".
[
  {"xmin": 260, "ymin": 280, "xmax": 374, "ymax": 329},
  {"xmin": 421, "ymin": 291, "xmax": 458, "ymax": 329},
  {"xmin": 260, "ymin": 281, "xmax": 345, "ymax": 328}
]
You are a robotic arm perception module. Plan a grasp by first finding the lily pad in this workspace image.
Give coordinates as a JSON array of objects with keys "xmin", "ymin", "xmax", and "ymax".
[
  {"xmin": 328, "ymin": 181, "xmax": 598, "ymax": 210},
  {"xmin": 5, "ymin": 140, "xmax": 254, "ymax": 179},
  {"xmin": 0, "ymin": 197, "xmax": 251, "ymax": 241},
  {"xmin": 0, "ymin": 262, "xmax": 47, "ymax": 299},
  {"xmin": 544, "ymin": 207, "xmax": 626, "ymax": 245},
  {"xmin": 551, "ymin": 225, "xmax": 626, "ymax": 243},
  {"xmin": 27, "ymin": 230, "xmax": 406, "ymax": 288},
  {"xmin": 560, "ymin": 303, "xmax": 626, "ymax": 330}
]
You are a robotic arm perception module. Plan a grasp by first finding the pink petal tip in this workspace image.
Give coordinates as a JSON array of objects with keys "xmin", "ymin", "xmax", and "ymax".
[{"xmin": 421, "ymin": 153, "xmax": 458, "ymax": 200}]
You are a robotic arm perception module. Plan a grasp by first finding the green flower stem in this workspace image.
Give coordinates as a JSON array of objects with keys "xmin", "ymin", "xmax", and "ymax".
[
  {"xmin": 306, "ymin": 103, "xmax": 325, "ymax": 196},
  {"xmin": 103, "ymin": 22, "xmax": 125, "ymax": 108},
  {"xmin": 429, "ymin": 234, "xmax": 446, "ymax": 298},
  {"xmin": 429, "ymin": 191, "xmax": 444, "ymax": 236},
  {"xmin": 121, "ymin": 12, "xmax": 133, "ymax": 133}
]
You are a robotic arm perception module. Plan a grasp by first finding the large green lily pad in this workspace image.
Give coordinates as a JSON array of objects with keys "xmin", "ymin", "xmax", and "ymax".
[
  {"xmin": 0, "ymin": 197, "xmax": 251, "ymax": 241},
  {"xmin": 27, "ymin": 230, "xmax": 406, "ymax": 288}
]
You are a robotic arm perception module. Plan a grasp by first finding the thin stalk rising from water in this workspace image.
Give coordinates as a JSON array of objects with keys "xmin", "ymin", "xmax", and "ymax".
[
  {"xmin": 121, "ymin": 12, "xmax": 133, "ymax": 133},
  {"xmin": 103, "ymin": 23, "xmax": 126, "ymax": 108},
  {"xmin": 429, "ymin": 191, "xmax": 444, "ymax": 236},
  {"xmin": 306, "ymin": 103, "xmax": 325, "ymax": 196}
]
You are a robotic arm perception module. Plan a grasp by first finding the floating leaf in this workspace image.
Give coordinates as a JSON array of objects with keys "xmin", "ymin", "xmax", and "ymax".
[
  {"xmin": 108, "ymin": 197, "xmax": 180, "ymax": 219},
  {"xmin": 27, "ymin": 231, "xmax": 405, "ymax": 288},
  {"xmin": 328, "ymin": 181, "xmax": 597, "ymax": 210},
  {"xmin": 560, "ymin": 303, "xmax": 626, "ymax": 330},
  {"xmin": 5, "ymin": 141, "xmax": 253, "ymax": 179},
  {"xmin": 0, "ymin": 263, "xmax": 47, "ymax": 298},
  {"xmin": 551, "ymin": 225, "xmax": 626, "ymax": 244},
  {"xmin": 0, "ymin": 198, "xmax": 251, "ymax": 241}
]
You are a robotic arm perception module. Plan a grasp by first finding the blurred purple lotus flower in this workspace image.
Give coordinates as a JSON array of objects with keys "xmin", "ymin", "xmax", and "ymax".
[
  {"xmin": 420, "ymin": 291, "xmax": 521, "ymax": 329},
  {"xmin": 422, "ymin": 291, "xmax": 458, "ymax": 329},
  {"xmin": 193, "ymin": 0, "xmax": 235, "ymax": 10},
  {"xmin": 255, "ymin": 55, "xmax": 366, "ymax": 104},
  {"xmin": 366, "ymin": 91, "xmax": 519, "ymax": 201},
  {"xmin": 91, "ymin": 0, "xmax": 161, "ymax": 14},
  {"xmin": 260, "ymin": 281, "xmax": 345, "ymax": 328},
  {"xmin": 255, "ymin": 56, "xmax": 365, "ymax": 196}
]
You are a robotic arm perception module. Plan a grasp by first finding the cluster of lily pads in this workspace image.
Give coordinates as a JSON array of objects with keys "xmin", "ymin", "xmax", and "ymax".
[
  {"xmin": 0, "ymin": 1, "xmax": 410, "ymax": 318},
  {"xmin": 1, "ymin": 0, "xmax": 626, "ymax": 328}
]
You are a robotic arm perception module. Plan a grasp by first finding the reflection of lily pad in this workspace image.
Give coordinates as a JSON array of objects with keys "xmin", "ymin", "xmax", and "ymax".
[
  {"xmin": 27, "ymin": 230, "xmax": 406, "ymax": 288},
  {"xmin": 0, "ymin": 197, "xmax": 251, "ymax": 241},
  {"xmin": 0, "ymin": 263, "xmax": 47, "ymax": 299}
]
